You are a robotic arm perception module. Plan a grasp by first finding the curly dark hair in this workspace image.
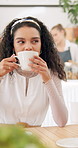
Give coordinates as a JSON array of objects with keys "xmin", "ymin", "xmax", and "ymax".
[{"xmin": 0, "ymin": 16, "xmax": 66, "ymax": 80}]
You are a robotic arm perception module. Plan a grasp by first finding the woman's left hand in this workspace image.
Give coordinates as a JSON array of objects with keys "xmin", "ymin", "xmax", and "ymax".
[{"xmin": 29, "ymin": 56, "xmax": 51, "ymax": 83}]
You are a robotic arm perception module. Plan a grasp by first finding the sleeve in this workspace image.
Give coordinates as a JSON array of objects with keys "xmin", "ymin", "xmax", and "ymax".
[{"xmin": 44, "ymin": 73, "xmax": 68, "ymax": 127}]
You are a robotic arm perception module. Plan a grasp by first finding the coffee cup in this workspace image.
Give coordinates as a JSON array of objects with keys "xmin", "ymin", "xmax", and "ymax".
[{"xmin": 15, "ymin": 51, "xmax": 38, "ymax": 71}]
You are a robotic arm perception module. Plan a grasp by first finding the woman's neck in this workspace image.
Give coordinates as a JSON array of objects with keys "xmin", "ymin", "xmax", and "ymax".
[{"xmin": 57, "ymin": 39, "xmax": 66, "ymax": 52}]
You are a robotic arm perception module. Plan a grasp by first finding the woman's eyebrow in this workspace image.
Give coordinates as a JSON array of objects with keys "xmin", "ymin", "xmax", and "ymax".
[
  {"xmin": 31, "ymin": 37, "xmax": 40, "ymax": 39},
  {"xmin": 15, "ymin": 37, "xmax": 40, "ymax": 40},
  {"xmin": 15, "ymin": 37, "xmax": 25, "ymax": 40}
]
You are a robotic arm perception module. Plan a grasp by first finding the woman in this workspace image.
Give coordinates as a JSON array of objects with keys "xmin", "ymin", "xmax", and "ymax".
[
  {"xmin": 0, "ymin": 17, "xmax": 68, "ymax": 127},
  {"xmin": 51, "ymin": 24, "xmax": 78, "ymax": 63}
]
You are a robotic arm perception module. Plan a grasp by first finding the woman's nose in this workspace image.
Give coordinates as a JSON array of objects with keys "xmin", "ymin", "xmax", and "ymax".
[{"xmin": 24, "ymin": 43, "xmax": 32, "ymax": 51}]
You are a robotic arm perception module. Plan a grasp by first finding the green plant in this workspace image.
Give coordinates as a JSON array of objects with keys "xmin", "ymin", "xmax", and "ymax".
[
  {"xmin": 0, "ymin": 126, "xmax": 48, "ymax": 148},
  {"xmin": 59, "ymin": 0, "xmax": 78, "ymax": 25}
]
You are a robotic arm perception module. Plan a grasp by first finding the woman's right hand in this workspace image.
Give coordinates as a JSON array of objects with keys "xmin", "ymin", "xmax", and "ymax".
[{"xmin": 0, "ymin": 56, "xmax": 19, "ymax": 77}]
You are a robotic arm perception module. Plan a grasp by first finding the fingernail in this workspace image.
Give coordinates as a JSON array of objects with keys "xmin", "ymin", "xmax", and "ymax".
[{"xmin": 11, "ymin": 54, "xmax": 15, "ymax": 57}]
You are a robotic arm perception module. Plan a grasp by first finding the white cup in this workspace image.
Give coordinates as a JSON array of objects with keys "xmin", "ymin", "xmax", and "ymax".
[{"xmin": 15, "ymin": 51, "xmax": 38, "ymax": 71}]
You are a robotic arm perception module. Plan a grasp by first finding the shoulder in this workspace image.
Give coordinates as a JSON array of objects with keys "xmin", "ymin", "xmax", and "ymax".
[
  {"xmin": 66, "ymin": 40, "xmax": 78, "ymax": 52},
  {"xmin": 70, "ymin": 42, "xmax": 78, "ymax": 47},
  {"xmin": 70, "ymin": 42, "xmax": 78, "ymax": 54},
  {"xmin": 68, "ymin": 40, "xmax": 78, "ymax": 49},
  {"xmin": 66, "ymin": 40, "xmax": 78, "ymax": 47}
]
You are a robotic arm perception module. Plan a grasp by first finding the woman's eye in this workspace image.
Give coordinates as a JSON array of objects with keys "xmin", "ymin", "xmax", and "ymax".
[
  {"xmin": 17, "ymin": 41, "xmax": 25, "ymax": 44},
  {"xmin": 32, "ymin": 40, "xmax": 39, "ymax": 44}
]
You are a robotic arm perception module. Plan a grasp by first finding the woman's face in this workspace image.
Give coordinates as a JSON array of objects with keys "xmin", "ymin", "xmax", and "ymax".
[
  {"xmin": 51, "ymin": 28, "xmax": 65, "ymax": 45},
  {"xmin": 13, "ymin": 26, "xmax": 41, "ymax": 55}
]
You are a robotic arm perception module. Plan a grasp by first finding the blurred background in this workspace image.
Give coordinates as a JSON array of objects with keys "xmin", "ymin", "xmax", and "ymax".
[
  {"xmin": 0, "ymin": 0, "xmax": 78, "ymax": 126},
  {"xmin": 0, "ymin": 0, "xmax": 78, "ymax": 43}
]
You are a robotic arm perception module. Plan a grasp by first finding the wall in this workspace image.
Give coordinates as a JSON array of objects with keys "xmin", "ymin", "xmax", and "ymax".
[
  {"xmin": 0, "ymin": 6, "xmax": 73, "ymax": 34},
  {"xmin": 0, "ymin": 0, "xmax": 59, "ymax": 5}
]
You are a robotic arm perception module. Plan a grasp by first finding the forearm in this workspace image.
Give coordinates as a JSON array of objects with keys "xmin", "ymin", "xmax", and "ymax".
[{"xmin": 44, "ymin": 78, "xmax": 68, "ymax": 127}]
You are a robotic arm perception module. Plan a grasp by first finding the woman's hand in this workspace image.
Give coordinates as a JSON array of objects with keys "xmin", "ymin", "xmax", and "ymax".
[
  {"xmin": 0, "ymin": 56, "xmax": 19, "ymax": 77},
  {"xmin": 29, "ymin": 56, "xmax": 51, "ymax": 83}
]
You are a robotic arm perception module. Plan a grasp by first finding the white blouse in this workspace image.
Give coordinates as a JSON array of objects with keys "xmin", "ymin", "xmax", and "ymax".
[{"xmin": 0, "ymin": 70, "xmax": 68, "ymax": 126}]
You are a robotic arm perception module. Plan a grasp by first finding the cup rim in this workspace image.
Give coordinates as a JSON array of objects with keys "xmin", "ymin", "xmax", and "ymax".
[{"xmin": 17, "ymin": 50, "xmax": 38, "ymax": 54}]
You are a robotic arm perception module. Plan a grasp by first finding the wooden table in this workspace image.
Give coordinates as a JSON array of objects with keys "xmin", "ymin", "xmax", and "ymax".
[{"xmin": 26, "ymin": 124, "xmax": 78, "ymax": 148}]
